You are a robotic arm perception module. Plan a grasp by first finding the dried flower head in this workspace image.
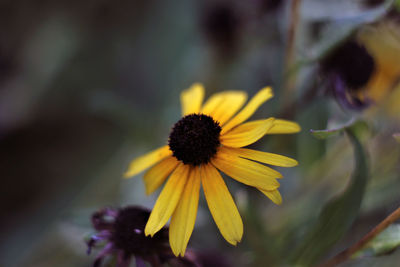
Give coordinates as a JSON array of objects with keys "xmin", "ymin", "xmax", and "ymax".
[{"xmin": 87, "ymin": 206, "xmax": 170, "ymax": 267}]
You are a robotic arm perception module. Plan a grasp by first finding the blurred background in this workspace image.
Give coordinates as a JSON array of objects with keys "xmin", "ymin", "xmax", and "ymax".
[{"xmin": 1, "ymin": 0, "xmax": 400, "ymax": 266}]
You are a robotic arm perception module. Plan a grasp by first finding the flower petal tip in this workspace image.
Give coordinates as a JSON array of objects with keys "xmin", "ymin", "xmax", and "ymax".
[
  {"xmin": 286, "ymin": 123, "xmax": 301, "ymax": 133},
  {"xmin": 170, "ymin": 242, "xmax": 187, "ymax": 257},
  {"xmin": 123, "ymin": 171, "xmax": 133, "ymax": 179},
  {"xmin": 191, "ymin": 82, "xmax": 203, "ymax": 88},
  {"xmin": 290, "ymin": 123, "xmax": 301, "ymax": 133},
  {"xmin": 144, "ymin": 226, "xmax": 154, "ymax": 237},
  {"xmin": 284, "ymin": 159, "xmax": 298, "ymax": 168},
  {"xmin": 228, "ymin": 237, "xmax": 242, "ymax": 246},
  {"xmin": 172, "ymin": 249, "xmax": 186, "ymax": 258},
  {"xmin": 260, "ymin": 86, "xmax": 274, "ymax": 97},
  {"xmin": 231, "ymin": 229, "xmax": 243, "ymax": 246}
]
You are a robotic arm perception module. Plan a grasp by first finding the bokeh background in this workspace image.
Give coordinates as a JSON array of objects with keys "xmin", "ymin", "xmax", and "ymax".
[{"xmin": 1, "ymin": 0, "xmax": 400, "ymax": 266}]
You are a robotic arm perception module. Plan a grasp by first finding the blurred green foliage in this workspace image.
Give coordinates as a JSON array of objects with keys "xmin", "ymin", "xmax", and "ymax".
[
  {"xmin": 355, "ymin": 224, "xmax": 400, "ymax": 257},
  {"xmin": 292, "ymin": 127, "xmax": 368, "ymax": 266}
]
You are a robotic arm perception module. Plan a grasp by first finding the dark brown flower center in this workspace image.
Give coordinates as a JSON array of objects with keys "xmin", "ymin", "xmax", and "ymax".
[
  {"xmin": 112, "ymin": 207, "xmax": 167, "ymax": 255},
  {"xmin": 322, "ymin": 40, "xmax": 376, "ymax": 90},
  {"xmin": 168, "ymin": 114, "xmax": 221, "ymax": 166}
]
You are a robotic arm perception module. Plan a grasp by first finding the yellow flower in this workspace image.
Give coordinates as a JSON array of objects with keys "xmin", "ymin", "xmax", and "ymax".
[
  {"xmin": 124, "ymin": 84, "xmax": 300, "ymax": 257},
  {"xmin": 357, "ymin": 21, "xmax": 400, "ymax": 103},
  {"xmin": 321, "ymin": 21, "xmax": 400, "ymax": 111}
]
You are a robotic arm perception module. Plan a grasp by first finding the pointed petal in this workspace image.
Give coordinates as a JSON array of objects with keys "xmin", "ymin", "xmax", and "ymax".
[
  {"xmin": 201, "ymin": 164, "xmax": 243, "ymax": 245},
  {"xmin": 124, "ymin": 146, "xmax": 172, "ymax": 178},
  {"xmin": 223, "ymin": 147, "xmax": 298, "ymax": 167},
  {"xmin": 201, "ymin": 91, "xmax": 248, "ymax": 125},
  {"xmin": 220, "ymin": 118, "xmax": 275, "ymax": 148},
  {"xmin": 143, "ymin": 156, "xmax": 180, "ymax": 195},
  {"xmin": 258, "ymin": 189, "xmax": 282, "ymax": 205},
  {"xmin": 145, "ymin": 164, "xmax": 190, "ymax": 236},
  {"xmin": 211, "ymin": 147, "xmax": 281, "ymax": 190},
  {"xmin": 267, "ymin": 119, "xmax": 301, "ymax": 134},
  {"xmin": 169, "ymin": 166, "xmax": 201, "ymax": 256},
  {"xmin": 222, "ymin": 87, "xmax": 273, "ymax": 134},
  {"xmin": 181, "ymin": 83, "xmax": 205, "ymax": 116}
]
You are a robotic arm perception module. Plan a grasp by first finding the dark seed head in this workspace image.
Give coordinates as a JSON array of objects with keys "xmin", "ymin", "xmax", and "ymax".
[
  {"xmin": 364, "ymin": 0, "xmax": 385, "ymax": 7},
  {"xmin": 200, "ymin": 3, "xmax": 240, "ymax": 55},
  {"xmin": 321, "ymin": 40, "xmax": 376, "ymax": 90},
  {"xmin": 112, "ymin": 206, "xmax": 167, "ymax": 255},
  {"xmin": 168, "ymin": 114, "xmax": 221, "ymax": 166},
  {"xmin": 259, "ymin": 0, "xmax": 283, "ymax": 13}
]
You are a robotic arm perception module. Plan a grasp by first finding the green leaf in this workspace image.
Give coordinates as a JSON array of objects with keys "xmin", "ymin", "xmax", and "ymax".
[
  {"xmin": 298, "ymin": 99, "xmax": 330, "ymax": 170},
  {"xmin": 339, "ymin": 246, "xmax": 400, "ymax": 267},
  {"xmin": 310, "ymin": 127, "xmax": 346, "ymax": 140},
  {"xmin": 290, "ymin": 128, "xmax": 369, "ymax": 266},
  {"xmin": 310, "ymin": 120, "xmax": 368, "ymax": 140},
  {"xmin": 354, "ymin": 224, "xmax": 400, "ymax": 258}
]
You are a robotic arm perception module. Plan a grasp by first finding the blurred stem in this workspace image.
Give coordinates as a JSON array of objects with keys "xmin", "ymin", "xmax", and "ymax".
[
  {"xmin": 244, "ymin": 192, "xmax": 278, "ymax": 266},
  {"xmin": 283, "ymin": 0, "xmax": 302, "ymax": 104},
  {"xmin": 319, "ymin": 206, "xmax": 400, "ymax": 267}
]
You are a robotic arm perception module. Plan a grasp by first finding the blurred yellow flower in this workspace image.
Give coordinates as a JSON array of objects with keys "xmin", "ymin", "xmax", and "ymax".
[
  {"xmin": 124, "ymin": 83, "xmax": 300, "ymax": 256},
  {"xmin": 322, "ymin": 21, "xmax": 400, "ymax": 111},
  {"xmin": 357, "ymin": 21, "xmax": 400, "ymax": 104}
]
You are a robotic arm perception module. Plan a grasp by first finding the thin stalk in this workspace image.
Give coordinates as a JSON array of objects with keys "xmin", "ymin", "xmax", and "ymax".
[
  {"xmin": 319, "ymin": 205, "xmax": 400, "ymax": 267},
  {"xmin": 283, "ymin": 0, "xmax": 302, "ymax": 104}
]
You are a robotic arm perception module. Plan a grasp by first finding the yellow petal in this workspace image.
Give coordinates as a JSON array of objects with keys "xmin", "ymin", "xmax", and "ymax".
[
  {"xmin": 364, "ymin": 69, "xmax": 393, "ymax": 102},
  {"xmin": 222, "ymin": 87, "xmax": 273, "ymax": 134},
  {"xmin": 211, "ymin": 147, "xmax": 281, "ymax": 190},
  {"xmin": 181, "ymin": 83, "xmax": 205, "ymax": 116},
  {"xmin": 124, "ymin": 146, "xmax": 172, "ymax": 178},
  {"xmin": 169, "ymin": 166, "xmax": 201, "ymax": 256},
  {"xmin": 220, "ymin": 118, "xmax": 275, "ymax": 148},
  {"xmin": 143, "ymin": 156, "xmax": 180, "ymax": 195},
  {"xmin": 258, "ymin": 189, "xmax": 282, "ymax": 205},
  {"xmin": 266, "ymin": 119, "xmax": 301, "ymax": 134},
  {"xmin": 201, "ymin": 164, "xmax": 243, "ymax": 245},
  {"xmin": 201, "ymin": 91, "xmax": 248, "ymax": 125},
  {"xmin": 223, "ymin": 147, "xmax": 298, "ymax": 167},
  {"xmin": 145, "ymin": 164, "xmax": 189, "ymax": 236},
  {"xmin": 358, "ymin": 22, "xmax": 400, "ymax": 77}
]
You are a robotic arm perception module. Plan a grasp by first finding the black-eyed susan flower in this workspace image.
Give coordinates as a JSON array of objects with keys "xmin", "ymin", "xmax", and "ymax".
[
  {"xmin": 124, "ymin": 84, "xmax": 300, "ymax": 257},
  {"xmin": 321, "ymin": 21, "xmax": 400, "ymax": 110}
]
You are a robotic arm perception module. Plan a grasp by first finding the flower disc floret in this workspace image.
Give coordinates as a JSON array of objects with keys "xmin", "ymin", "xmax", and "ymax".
[{"xmin": 168, "ymin": 114, "xmax": 221, "ymax": 166}]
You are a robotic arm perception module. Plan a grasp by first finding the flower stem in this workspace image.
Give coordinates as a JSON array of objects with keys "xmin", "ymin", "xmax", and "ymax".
[
  {"xmin": 318, "ymin": 205, "xmax": 400, "ymax": 267},
  {"xmin": 283, "ymin": 0, "xmax": 302, "ymax": 104},
  {"xmin": 285, "ymin": 0, "xmax": 301, "ymax": 68}
]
